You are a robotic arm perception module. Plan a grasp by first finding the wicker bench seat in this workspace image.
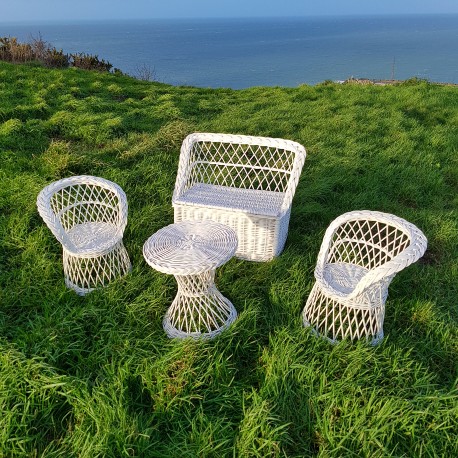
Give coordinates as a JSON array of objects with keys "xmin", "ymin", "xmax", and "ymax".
[{"xmin": 174, "ymin": 183, "xmax": 285, "ymax": 218}]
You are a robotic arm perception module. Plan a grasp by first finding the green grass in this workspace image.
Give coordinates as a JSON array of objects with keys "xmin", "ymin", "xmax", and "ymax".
[{"xmin": 0, "ymin": 61, "xmax": 457, "ymax": 457}]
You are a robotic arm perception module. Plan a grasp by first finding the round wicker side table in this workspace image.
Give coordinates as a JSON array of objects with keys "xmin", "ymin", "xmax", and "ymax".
[{"xmin": 143, "ymin": 221, "xmax": 238, "ymax": 339}]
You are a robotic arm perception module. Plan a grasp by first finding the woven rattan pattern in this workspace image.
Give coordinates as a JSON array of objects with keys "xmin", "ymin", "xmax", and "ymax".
[
  {"xmin": 37, "ymin": 175, "xmax": 131, "ymax": 295},
  {"xmin": 143, "ymin": 221, "xmax": 238, "ymax": 339},
  {"xmin": 302, "ymin": 210, "xmax": 427, "ymax": 344},
  {"xmin": 173, "ymin": 133, "xmax": 306, "ymax": 261},
  {"xmin": 143, "ymin": 221, "xmax": 238, "ymax": 275}
]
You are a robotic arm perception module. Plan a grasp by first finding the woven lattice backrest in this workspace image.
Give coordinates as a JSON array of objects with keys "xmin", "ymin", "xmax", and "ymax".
[
  {"xmin": 185, "ymin": 140, "xmax": 295, "ymax": 192},
  {"xmin": 49, "ymin": 183, "xmax": 120, "ymax": 231},
  {"xmin": 327, "ymin": 218, "xmax": 411, "ymax": 270},
  {"xmin": 176, "ymin": 133, "xmax": 306, "ymax": 195},
  {"xmin": 37, "ymin": 176, "xmax": 128, "ymax": 250}
]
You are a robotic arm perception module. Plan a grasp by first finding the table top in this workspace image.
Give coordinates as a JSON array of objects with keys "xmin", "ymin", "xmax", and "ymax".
[{"xmin": 143, "ymin": 221, "xmax": 238, "ymax": 275}]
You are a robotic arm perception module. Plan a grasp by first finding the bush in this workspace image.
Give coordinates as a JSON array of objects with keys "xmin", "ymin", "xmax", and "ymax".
[
  {"xmin": 70, "ymin": 52, "xmax": 113, "ymax": 72},
  {"xmin": 0, "ymin": 37, "xmax": 34, "ymax": 63},
  {"xmin": 0, "ymin": 36, "xmax": 115, "ymax": 73},
  {"xmin": 134, "ymin": 63, "xmax": 157, "ymax": 81},
  {"xmin": 43, "ymin": 48, "xmax": 70, "ymax": 68},
  {"xmin": 29, "ymin": 33, "xmax": 50, "ymax": 61},
  {"xmin": 0, "ymin": 36, "xmax": 69, "ymax": 68}
]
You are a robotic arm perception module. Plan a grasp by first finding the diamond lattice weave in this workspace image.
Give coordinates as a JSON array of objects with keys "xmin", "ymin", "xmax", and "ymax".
[
  {"xmin": 163, "ymin": 272, "xmax": 237, "ymax": 339},
  {"xmin": 302, "ymin": 210, "xmax": 427, "ymax": 344},
  {"xmin": 37, "ymin": 175, "xmax": 131, "ymax": 295}
]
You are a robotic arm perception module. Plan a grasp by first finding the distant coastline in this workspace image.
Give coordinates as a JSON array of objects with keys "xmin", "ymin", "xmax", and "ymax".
[
  {"xmin": 1, "ymin": 15, "xmax": 457, "ymax": 88},
  {"xmin": 338, "ymin": 77, "xmax": 458, "ymax": 87}
]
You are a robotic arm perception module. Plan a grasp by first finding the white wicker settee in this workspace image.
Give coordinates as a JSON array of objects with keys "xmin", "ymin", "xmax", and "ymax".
[
  {"xmin": 172, "ymin": 133, "xmax": 306, "ymax": 261},
  {"xmin": 37, "ymin": 175, "xmax": 131, "ymax": 295},
  {"xmin": 302, "ymin": 210, "xmax": 427, "ymax": 344}
]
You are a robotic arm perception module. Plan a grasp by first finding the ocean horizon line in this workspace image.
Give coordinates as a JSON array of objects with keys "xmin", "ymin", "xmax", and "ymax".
[
  {"xmin": 1, "ymin": 12, "xmax": 457, "ymax": 26},
  {"xmin": 1, "ymin": 15, "xmax": 457, "ymax": 88}
]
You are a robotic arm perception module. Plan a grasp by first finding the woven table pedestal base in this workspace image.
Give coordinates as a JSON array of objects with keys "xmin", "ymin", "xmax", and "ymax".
[{"xmin": 163, "ymin": 271, "xmax": 237, "ymax": 339}]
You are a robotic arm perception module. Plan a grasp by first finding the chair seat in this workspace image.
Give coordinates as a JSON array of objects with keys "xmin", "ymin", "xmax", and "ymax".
[
  {"xmin": 67, "ymin": 222, "xmax": 120, "ymax": 253},
  {"xmin": 322, "ymin": 263, "xmax": 369, "ymax": 295},
  {"xmin": 174, "ymin": 183, "xmax": 285, "ymax": 218}
]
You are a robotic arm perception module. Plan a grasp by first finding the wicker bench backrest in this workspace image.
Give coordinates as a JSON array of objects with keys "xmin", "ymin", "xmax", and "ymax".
[{"xmin": 174, "ymin": 133, "xmax": 306, "ymax": 211}]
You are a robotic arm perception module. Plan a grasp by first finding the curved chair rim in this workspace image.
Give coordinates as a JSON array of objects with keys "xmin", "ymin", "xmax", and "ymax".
[
  {"xmin": 314, "ymin": 210, "xmax": 428, "ymax": 300},
  {"xmin": 37, "ymin": 175, "xmax": 128, "ymax": 255}
]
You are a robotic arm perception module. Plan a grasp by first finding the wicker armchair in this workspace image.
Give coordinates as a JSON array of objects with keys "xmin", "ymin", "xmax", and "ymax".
[
  {"xmin": 302, "ymin": 210, "xmax": 427, "ymax": 344},
  {"xmin": 172, "ymin": 133, "xmax": 306, "ymax": 261},
  {"xmin": 37, "ymin": 175, "xmax": 131, "ymax": 295}
]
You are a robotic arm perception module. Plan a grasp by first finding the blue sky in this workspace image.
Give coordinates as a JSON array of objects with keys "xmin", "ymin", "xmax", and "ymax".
[{"xmin": 2, "ymin": 0, "xmax": 458, "ymax": 22}]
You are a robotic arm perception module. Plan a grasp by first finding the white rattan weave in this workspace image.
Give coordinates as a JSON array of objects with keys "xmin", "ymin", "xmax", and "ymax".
[
  {"xmin": 172, "ymin": 133, "xmax": 306, "ymax": 261},
  {"xmin": 302, "ymin": 210, "xmax": 427, "ymax": 345},
  {"xmin": 37, "ymin": 175, "xmax": 131, "ymax": 295},
  {"xmin": 143, "ymin": 221, "xmax": 238, "ymax": 339}
]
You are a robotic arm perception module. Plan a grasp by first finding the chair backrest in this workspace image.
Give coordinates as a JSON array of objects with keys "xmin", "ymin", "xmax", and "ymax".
[
  {"xmin": 37, "ymin": 176, "xmax": 127, "ymax": 248},
  {"xmin": 174, "ymin": 133, "xmax": 306, "ymax": 212},
  {"xmin": 316, "ymin": 210, "xmax": 427, "ymax": 298},
  {"xmin": 327, "ymin": 216, "xmax": 410, "ymax": 270}
]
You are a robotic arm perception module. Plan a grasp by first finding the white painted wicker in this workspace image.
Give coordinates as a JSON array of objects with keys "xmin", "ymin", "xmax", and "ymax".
[
  {"xmin": 302, "ymin": 210, "xmax": 427, "ymax": 345},
  {"xmin": 172, "ymin": 133, "xmax": 306, "ymax": 262},
  {"xmin": 143, "ymin": 221, "xmax": 238, "ymax": 339},
  {"xmin": 37, "ymin": 175, "xmax": 131, "ymax": 295}
]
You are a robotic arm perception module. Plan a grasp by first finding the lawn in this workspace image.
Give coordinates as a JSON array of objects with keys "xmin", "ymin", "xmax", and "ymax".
[{"xmin": 0, "ymin": 61, "xmax": 457, "ymax": 457}]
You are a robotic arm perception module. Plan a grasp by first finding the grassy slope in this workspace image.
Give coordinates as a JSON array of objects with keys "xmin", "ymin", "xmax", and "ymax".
[{"xmin": 0, "ymin": 61, "xmax": 457, "ymax": 457}]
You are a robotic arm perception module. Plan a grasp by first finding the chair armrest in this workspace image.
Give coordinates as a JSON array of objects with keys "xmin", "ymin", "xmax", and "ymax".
[
  {"xmin": 37, "ymin": 185, "xmax": 78, "ymax": 252},
  {"xmin": 349, "ymin": 240, "xmax": 427, "ymax": 298}
]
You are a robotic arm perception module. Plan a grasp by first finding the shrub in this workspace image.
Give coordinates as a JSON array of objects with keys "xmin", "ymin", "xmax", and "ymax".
[
  {"xmin": 29, "ymin": 33, "xmax": 49, "ymax": 61},
  {"xmin": 0, "ymin": 35, "xmax": 70, "ymax": 68},
  {"xmin": 70, "ymin": 52, "xmax": 113, "ymax": 72},
  {"xmin": 0, "ymin": 37, "xmax": 115, "ymax": 73},
  {"xmin": 0, "ymin": 37, "xmax": 11, "ymax": 60},
  {"xmin": 0, "ymin": 37, "xmax": 34, "ymax": 63},
  {"xmin": 43, "ymin": 48, "xmax": 70, "ymax": 68},
  {"xmin": 134, "ymin": 63, "xmax": 157, "ymax": 82}
]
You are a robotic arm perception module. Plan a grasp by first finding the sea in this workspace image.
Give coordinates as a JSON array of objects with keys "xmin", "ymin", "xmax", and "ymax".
[{"xmin": 1, "ymin": 15, "xmax": 457, "ymax": 89}]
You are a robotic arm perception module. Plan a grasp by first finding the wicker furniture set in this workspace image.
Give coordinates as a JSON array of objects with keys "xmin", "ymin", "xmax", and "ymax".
[{"xmin": 37, "ymin": 133, "xmax": 427, "ymax": 343}]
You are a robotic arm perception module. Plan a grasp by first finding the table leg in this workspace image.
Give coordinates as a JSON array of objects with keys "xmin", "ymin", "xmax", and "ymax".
[{"xmin": 163, "ymin": 269, "xmax": 237, "ymax": 339}]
